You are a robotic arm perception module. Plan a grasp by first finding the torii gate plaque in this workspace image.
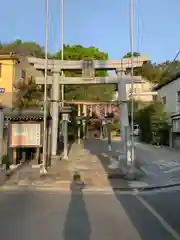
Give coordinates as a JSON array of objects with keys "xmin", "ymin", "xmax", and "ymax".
[{"xmin": 28, "ymin": 56, "xmax": 148, "ymax": 158}]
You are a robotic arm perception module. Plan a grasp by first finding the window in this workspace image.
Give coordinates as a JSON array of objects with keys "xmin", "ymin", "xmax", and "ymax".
[
  {"xmin": 177, "ymin": 91, "xmax": 180, "ymax": 102},
  {"xmin": 162, "ymin": 96, "xmax": 166, "ymax": 104},
  {"xmin": 0, "ymin": 63, "xmax": 1, "ymax": 78},
  {"xmin": 20, "ymin": 69, "xmax": 26, "ymax": 79}
]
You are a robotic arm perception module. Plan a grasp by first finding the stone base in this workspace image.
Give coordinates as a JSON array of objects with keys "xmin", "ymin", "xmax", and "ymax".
[{"xmin": 123, "ymin": 166, "xmax": 142, "ymax": 181}]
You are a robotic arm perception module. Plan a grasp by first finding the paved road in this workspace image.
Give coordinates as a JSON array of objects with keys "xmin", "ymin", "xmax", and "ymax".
[
  {"xmin": 0, "ymin": 187, "xmax": 180, "ymax": 240},
  {"xmin": 117, "ymin": 187, "xmax": 180, "ymax": 240},
  {"xmin": 1, "ymin": 140, "xmax": 180, "ymax": 239},
  {"xmin": 100, "ymin": 139, "xmax": 180, "ymax": 186},
  {"xmin": 134, "ymin": 142, "xmax": 180, "ymax": 185}
]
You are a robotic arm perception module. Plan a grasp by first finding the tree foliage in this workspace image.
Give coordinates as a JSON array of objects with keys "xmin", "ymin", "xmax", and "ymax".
[
  {"xmin": 135, "ymin": 102, "xmax": 170, "ymax": 145},
  {"xmin": 0, "ymin": 39, "xmax": 48, "ymax": 58},
  {"xmin": 123, "ymin": 52, "xmax": 180, "ymax": 85},
  {"xmin": 123, "ymin": 52, "xmax": 140, "ymax": 58},
  {"xmin": 13, "ymin": 78, "xmax": 43, "ymax": 109}
]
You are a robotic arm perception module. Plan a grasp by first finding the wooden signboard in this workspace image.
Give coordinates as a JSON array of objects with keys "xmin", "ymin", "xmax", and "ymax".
[{"xmin": 10, "ymin": 123, "xmax": 41, "ymax": 147}]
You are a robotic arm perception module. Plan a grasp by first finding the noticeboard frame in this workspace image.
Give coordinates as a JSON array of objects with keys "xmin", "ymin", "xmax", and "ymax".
[{"xmin": 9, "ymin": 122, "xmax": 43, "ymax": 148}]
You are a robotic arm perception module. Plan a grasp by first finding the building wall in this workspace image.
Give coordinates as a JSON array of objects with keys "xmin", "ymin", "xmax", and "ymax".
[
  {"xmin": 113, "ymin": 80, "xmax": 156, "ymax": 102},
  {"xmin": 126, "ymin": 80, "xmax": 155, "ymax": 102},
  {"xmin": 0, "ymin": 59, "xmax": 16, "ymax": 108},
  {"xmin": 157, "ymin": 78, "xmax": 180, "ymax": 116},
  {"xmin": 0, "ymin": 56, "xmax": 44, "ymax": 109}
]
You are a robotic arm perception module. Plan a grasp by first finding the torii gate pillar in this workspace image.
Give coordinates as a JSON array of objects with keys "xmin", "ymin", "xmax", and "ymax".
[
  {"xmin": 116, "ymin": 69, "xmax": 131, "ymax": 164},
  {"xmin": 51, "ymin": 71, "xmax": 60, "ymax": 156}
]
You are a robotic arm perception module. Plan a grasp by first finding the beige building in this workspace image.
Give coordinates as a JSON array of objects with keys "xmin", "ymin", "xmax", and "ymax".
[
  {"xmin": 0, "ymin": 53, "xmax": 43, "ymax": 108},
  {"xmin": 126, "ymin": 80, "xmax": 157, "ymax": 102}
]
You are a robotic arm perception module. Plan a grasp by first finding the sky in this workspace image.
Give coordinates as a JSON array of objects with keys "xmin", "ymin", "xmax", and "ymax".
[{"xmin": 0, "ymin": 0, "xmax": 180, "ymax": 63}]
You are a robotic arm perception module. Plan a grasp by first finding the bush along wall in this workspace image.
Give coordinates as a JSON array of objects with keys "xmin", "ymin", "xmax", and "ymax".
[{"xmin": 135, "ymin": 102, "xmax": 170, "ymax": 145}]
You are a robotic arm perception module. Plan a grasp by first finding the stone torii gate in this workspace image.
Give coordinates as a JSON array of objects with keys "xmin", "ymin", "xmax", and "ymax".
[{"xmin": 28, "ymin": 56, "xmax": 148, "ymax": 159}]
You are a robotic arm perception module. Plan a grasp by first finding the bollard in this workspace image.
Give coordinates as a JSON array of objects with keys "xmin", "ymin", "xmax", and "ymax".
[
  {"xmin": 82, "ymin": 119, "xmax": 86, "ymax": 140},
  {"xmin": 107, "ymin": 122, "xmax": 112, "ymax": 151},
  {"xmin": 76, "ymin": 118, "xmax": 81, "ymax": 144},
  {"xmin": 62, "ymin": 112, "xmax": 70, "ymax": 160}
]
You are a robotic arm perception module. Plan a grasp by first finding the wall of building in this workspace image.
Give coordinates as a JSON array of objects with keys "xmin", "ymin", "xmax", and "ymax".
[
  {"xmin": 126, "ymin": 80, "xmax": 155, "ymax": 102},
  {"xmin": 113, "ymin": 80, "xmax": 156, "ymax": 102},
  {"xmin": 157, "ymin": 78, "xmax": 180, "ymax": 116},
  {"xmin": 0, "ymin": 59, "xmax": 16, "ymax": 108}
]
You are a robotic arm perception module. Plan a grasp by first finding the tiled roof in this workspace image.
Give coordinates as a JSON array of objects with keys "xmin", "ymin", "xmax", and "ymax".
[{"xmin": 3, "ymin": 109, "xmax": 51, "ymax": 121}]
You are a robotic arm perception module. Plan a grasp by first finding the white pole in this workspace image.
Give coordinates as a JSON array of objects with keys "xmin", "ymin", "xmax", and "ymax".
[
  {"xmin": 61, "ymin": 0, "xmax": 64, "ymax": 107},
  {"xmin": 130, "ymin": 0, "xmax": 135, "ymax": 164},
  {"xmin": 41, "ymin": 0, "xmax": 49, "ymax": 174}
]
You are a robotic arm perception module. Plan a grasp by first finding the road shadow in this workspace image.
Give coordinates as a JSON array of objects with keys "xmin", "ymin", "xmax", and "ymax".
[
  {"xmin": 83, "ymin": 139, "xmax": 144, "ymax": 189},
  {"xmin": 83, "ymin": 139, "xmax": 131, "ymax": 189},
  {"xmin": 62, "ymin": 182, "xmax": 91, "ymax": 240},
  {"xmin": 114, "ymin": 193, "xmax": 175, "ymax": 240}
]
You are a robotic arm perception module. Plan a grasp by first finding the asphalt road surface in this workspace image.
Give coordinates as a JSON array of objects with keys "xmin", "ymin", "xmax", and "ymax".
[
  {"xmin": 106, "ymin": 140, "xmax": 180, "ymax": 186},
  {"xmin": 0, "ymin": 187, "xmax": 180, "ymax": 240}
]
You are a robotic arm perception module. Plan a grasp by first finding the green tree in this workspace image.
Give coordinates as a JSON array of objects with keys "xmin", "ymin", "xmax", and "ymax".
[
  {"xmin": 123, "ymin": 52, "xmax": 140, "ymax": 58},
  {"xmin": 0, "ymin": 40, "xmax": 48, "ymax": 58},
  {"xmin": 13, "ymin": 78, "xmax": 43, "ymax": 109},
  {"xmin": 135, "ymin": 102, "xmax": 170, "ymax": 145}
]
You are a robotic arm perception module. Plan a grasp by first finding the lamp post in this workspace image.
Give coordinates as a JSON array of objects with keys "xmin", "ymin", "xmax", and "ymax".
[
  {"xmin": 101, "ymin": 119, "xmax": 106, "ymax": 139},
  {"xmin": 82, "ymin": 116, "xmax": 87, "ymax": 140},
  {"xmin": 105, "ymin": 113, "xmax": 114, "ymax": 151},
  {"xmin": 60, "ymin": 107, "xmax": 71, "ymax": 160},
  {"xmin": 76, "ymin": 118, "xmax": 81, "ymax": 144}
]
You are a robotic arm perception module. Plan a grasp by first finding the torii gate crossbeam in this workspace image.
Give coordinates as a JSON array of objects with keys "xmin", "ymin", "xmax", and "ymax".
[{"xmin": 35, "ymin": 75, "xmax": 145, "ymax": 85}]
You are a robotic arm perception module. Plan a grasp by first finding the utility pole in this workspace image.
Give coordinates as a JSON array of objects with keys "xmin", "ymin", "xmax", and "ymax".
[
  {"xmin": 61, "ymin": 0, "xmax": 64, "ymax": 107},
  {"xmin": 41, "ymin": 0, "xmax": 49, "ymax": 174},
  {"xmin": 130, "ymin": 0, "xmax": 135, "ymax": 164}
]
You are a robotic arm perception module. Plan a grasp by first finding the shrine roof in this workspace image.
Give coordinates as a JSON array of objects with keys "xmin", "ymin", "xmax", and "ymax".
[{"xmin": 3, "ymin": 109, "xmax": 51, "ymax": 121}]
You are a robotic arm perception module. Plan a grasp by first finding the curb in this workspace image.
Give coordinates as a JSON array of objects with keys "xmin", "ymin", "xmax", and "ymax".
[
  {"xmin": 1, "ymin": 182, "xmax": 180, "ymax": 193},
  {"xmin": 0, "ymin": 185, "xmax": 114, "ymax": 193},
  {"xmin": 112, "ymin": 181, "xmax": 180, "ymax": 192}
]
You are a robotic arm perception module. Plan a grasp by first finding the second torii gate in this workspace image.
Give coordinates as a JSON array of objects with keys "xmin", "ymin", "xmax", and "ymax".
[{"xmin": 28, "ymin": 56, "xmax": 148, "ymax": 160}]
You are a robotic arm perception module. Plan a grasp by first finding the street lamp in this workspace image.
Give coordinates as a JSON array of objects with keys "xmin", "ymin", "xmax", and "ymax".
[
  {"xmin": 105, "ymin": 113, "xmax": 114, "ymax": 151},
  {"xmin": 60, "ymin": 107, "xmax": 71, "ymax": 160},
  {"xmin": 82, "ymin": 116, "xmax": 87, "ymax": 140},
  {"xmin": 101, "ymin": 119, "xmax": 106, "ymax": 139},
  {"xmin": 76, "ymin": 116, "xmax": 82, "ymax": 144}
]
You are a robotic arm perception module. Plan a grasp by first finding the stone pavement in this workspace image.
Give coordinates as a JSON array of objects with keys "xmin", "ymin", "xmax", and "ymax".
[
  {"xmin": 4, "ymin": 139, "xmax": 180, "ymax": 191},
  {"xmin": 3, "ymin": 142, "xmax": 112, "ymax": 191}
]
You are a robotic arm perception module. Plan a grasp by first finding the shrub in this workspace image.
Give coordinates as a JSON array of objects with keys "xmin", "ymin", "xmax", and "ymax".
[{"xmin": 135, "ymin": 102, "xmax": 170, "ymax": 145}]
